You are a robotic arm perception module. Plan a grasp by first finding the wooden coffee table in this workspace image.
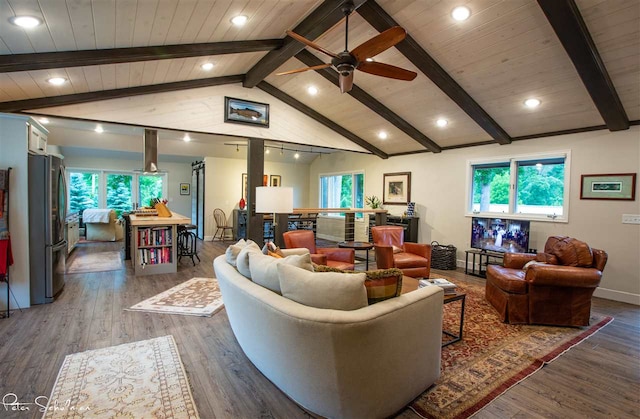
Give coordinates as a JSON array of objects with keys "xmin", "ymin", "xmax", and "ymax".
[{"xmin": 402, "ymin": 276, "xmax": 466, "ymax": 347}]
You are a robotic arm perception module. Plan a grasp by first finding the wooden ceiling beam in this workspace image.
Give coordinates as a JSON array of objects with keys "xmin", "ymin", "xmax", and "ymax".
[
  {"xmin": 295, "ymin": 50, "xmax": 441, "ymax": 153},
  {"xmin": 0, "ymin": 40, "xmax": 282, "ymax": 73},
  {"xmin": 257, "ymin": 81, "xmax": 388, "ymax": 159},
  {"xmin": 537, "ymin": 0, "xmax": 629, "ymax": 131},
  {"xmin": 357, "ymin": 0, "xmax": 512, "ymax": 145},
  {"xmin": 243, "ymin": 0, "xmax": 367, "ymax": 88},
  {"xmin": 0, "ymin": 75, "xmax": 244, "ymax": 112}
]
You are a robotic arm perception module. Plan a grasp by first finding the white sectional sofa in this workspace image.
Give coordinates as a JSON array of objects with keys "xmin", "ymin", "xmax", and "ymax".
[{"xmin": 213, "ymin": 254, "xmax": 444, "ymax": 419}]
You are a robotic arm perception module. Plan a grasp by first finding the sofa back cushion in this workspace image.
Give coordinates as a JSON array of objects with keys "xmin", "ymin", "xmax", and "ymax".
[
  {"xmin": 249, "ymin": 252, "xmax": 314, "ymax": 294},
  {"xmin": 236, "ymin": 241, "xmax": 262, "ymax": 277},
  {"xmin": 545, "ymin": 236, "xmax": 593, "ymax": 267},
  {"xmin": 314, "ymin": 265, "xmax": 403, "ymax": 305},
  {"xmin": 278, "ymin": 264, "xmax": 368, "ymax": 310}
]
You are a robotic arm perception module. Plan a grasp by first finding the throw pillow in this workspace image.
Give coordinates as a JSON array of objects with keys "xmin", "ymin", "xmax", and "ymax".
[
  {"xmin": 249, "ymin": 252, "xmax": 314, "ymax": 293},
  {"xmin": 225, "ymin": 239, "xmax": 248, "ymax": 266},
  {"xmin": 236, "ymin": 241, "xmax": 262, "ymax": 278},
  {"xmin": 392, "ymin": 245, "xmax": 403, "ymax": 254},
  {"xmin": 549, "ymin": 237, "xmax": 593, "ymax": 267},
  {"xmin": 536, "ymin": 252, "xmax": 559, "ymax": 265},
  {"xmin": 314, "ymin": 265, "xmax": 403, "ymax": 304},
  {"xmin": 278, "ymin": 264, "xmax": 368, "ymax": 311}
]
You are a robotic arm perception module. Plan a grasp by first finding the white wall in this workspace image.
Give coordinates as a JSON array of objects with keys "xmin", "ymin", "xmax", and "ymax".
[
  {"xmin": 310, "ymin": 127, "xmax": 640, "ymax": 304},
  {"xmin": 0, "ymin": 114, "xmax": 45, "ymax": 309},
  {"xmin": 204, "ymin": 155, "xmax": 311, "ymax": 239},
  {"xmin": 62, "ymin": 155, "xmax": 193, "ymax": 218}
]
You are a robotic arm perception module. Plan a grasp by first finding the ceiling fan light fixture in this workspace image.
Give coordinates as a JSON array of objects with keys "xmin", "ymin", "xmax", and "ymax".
[
  {"xmin": 201, "ymin": 62, "xmax": 214, "ymax": 71},
  {"xmin": 47, "ymin": 77, "xmax": 67, "ymax": 86},
  {"xmin": 378, "ymin": 131, "xmax": 388, "ymax": 140},
  {"xmin": 231, "ymin": 15, "xmax": 247, "ymax": 26},
  {"xmin": 307, "ymin": 86, "xmax": 318, "ymax": 95},
  {"xmin": 524, "ymin": 98, "xmax": 541, "ymax": 108},
  {"xmin": 10, "ymin": 15, "xmax": 42, "ymax": 28},
  {"xmin": 451, "ymin": 6, "xmax": 471, "ymax": 21},
  {"xmin": 365, "ymin": 58, "xmax": 375, "ymax": 62},
  {"xmin": 436, "ymin": 118, "xmax": 448, "ymax": 127}
]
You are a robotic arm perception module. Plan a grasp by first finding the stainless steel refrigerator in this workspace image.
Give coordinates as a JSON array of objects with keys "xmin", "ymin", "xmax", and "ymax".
[{"xmin": 28, "ymin": 154, "xmax": 67, "ymax": 304}]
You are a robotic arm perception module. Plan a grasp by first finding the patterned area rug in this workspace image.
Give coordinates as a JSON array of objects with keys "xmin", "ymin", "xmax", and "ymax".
[
  {"xmin": 66, "ymin": 250, "xmax": 123, "ymax": 274},
  {"xmin": 409, "ymin": 280, "xmax": 612, "ymax": 419},
  {"xmin": 43, "ymin": 335, "xmax": 199, "ymax": 418},
  {"xmin": 128, "ymin": 277, "xmax": 224, "ymax": 317}
]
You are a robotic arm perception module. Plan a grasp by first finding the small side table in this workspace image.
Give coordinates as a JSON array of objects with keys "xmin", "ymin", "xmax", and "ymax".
[
  {"xmin": 338, "ymin": 241, "xmax": 374, "ymax": 270},
  {"xmin": 442, "ymin": 292, "xmax": 466, "ymax": 347}
]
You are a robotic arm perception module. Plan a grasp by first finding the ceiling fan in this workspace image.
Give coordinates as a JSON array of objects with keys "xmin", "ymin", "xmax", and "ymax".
[{"xmin": 276, "ymin": 1, "xmax": 417, "ymax": 93}]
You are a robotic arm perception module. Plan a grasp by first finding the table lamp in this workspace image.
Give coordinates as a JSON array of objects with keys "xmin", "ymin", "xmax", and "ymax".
[{"xmin": 256, "ymin": 186, "xmax": 293, "ymax": 246}]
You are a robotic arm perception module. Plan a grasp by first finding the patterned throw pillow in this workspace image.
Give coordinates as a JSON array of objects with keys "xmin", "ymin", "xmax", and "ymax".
[{"xmin": 313, "ymin": 265, "xmax": 404, "ymax": 305}]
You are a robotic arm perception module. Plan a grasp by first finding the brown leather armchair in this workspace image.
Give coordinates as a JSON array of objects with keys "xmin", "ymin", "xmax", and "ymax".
[
  {"xmin": 486, "ymin": 236, "xmax": 607, "ymax": 326},
  {"xmin": 371, "ymin": 225, "xmax": 432, "ymax": 278},
  {"xmin": 282, "ymin": 230, "xmax": 355, "ymax": 270}
]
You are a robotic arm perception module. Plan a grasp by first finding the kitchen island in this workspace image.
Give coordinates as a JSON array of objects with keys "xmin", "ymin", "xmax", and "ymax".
[{"xmin": 129, "ymin": 212, "xmax": 191, "ymax": 276}]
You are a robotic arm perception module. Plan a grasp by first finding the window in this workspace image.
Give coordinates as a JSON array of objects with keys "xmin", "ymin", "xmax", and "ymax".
[
  {"xmin": 468, "ymin": 152, "xmax": 570, "ymax": 221},
  {"xmin": 319, "ymin": 172, "xmax": 364, "ymax": 217},
  {"xmin": 68, "ymin": 171, "xmax": 99, "ymax": 215},
  {"xmin": 106, "ymin": 173, "xmax": 133, "ymax": 216}
]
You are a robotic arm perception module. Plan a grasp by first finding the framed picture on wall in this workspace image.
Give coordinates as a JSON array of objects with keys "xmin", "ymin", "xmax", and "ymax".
[
  {"xmin": 224, "ymin": 97, "xmax": 269, "ymax": 127},
  {"xmin": 270, "ymin": 175, "xmax": 281, "ymax": 187},
  {"xmin": 383, "ymin": 172, "xmax": 411, "ymax": 205},
  {"xmin": 180, "ymin": 183, "xmax": 190, "ymax": 195},
  {"xmin": 580, "ymin": 173, "xmax": 636, "ymax": 200}
]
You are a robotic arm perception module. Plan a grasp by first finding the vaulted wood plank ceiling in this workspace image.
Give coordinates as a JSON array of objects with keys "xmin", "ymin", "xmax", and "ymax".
[{"xmin": 0, "ymin": 0, "xmax": 637, "ymax": 158}]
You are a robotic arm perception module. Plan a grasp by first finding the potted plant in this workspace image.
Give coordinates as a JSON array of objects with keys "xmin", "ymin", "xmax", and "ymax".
[{"xmin": 365, "ymin": 195, "xmax": 382, "ymax": 209}]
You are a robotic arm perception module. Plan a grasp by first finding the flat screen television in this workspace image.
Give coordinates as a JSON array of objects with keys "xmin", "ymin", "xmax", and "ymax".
[{"xmin": 471, "ymin": 217, "xmax": 530, "ymax": 253}]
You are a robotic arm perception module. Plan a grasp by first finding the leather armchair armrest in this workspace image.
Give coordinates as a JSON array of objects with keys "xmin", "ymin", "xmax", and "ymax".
[
  {"xmin": 503, "ymin": 253, "xmax": 536, "ymax": 269},
  {"xmin": 374, "ymin": 245, "xmax": 394, "ymax": 269},
  {"xmin": 404, "ymin": 243, "xmax": 431, "ymax": 259},
  {"xmin": 317, "ymin": 248, "xmax": 355, "ymax": 263},
  {"xmin": 310, "ymin": 253, "xmax": 327, "ymax": 265},
  {"xmin": 526, "ymin": 265, "xmax": 602, "ymax": 288}
]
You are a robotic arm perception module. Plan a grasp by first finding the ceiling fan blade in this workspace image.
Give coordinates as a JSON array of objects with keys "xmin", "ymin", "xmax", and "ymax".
[
  {"xmin": 357, "ymin": 61, "xmax": 417, "ymax": 81},
  {"xmin": 276, "ymin": 63, "xmax": 331, "ymax": 76},
  {"xmin": 351, "ymin": 26, "xmax": 407, "ymax": 62},
  {"xmin": 286, "ymin": 30, "xmax": 339, "ymax": 59},
  {"xmin": 339, "ymin": 72, "xmax": 354, "ymax": 93}
]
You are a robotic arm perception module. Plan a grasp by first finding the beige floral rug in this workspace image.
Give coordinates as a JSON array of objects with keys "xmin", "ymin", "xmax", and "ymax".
[
  {"xmin": 43, "ymin": 335, "xmax": 199, "ymax": 418},
  {"xmin": 127, "ymin": 277, "xmax": 224, "ymax": 317}
]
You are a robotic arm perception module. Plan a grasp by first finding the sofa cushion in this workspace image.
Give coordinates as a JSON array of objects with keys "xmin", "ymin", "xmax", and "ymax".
[
  {"xmin": 278, "ymin": 264, "xmax": 368, "ymax": 310},
  {"xmin": 314, "ymin": 265, "xmax": 404, "ymax": 305},
  {"xmin": 225, "ymin": 239, "xmax": 248, "ymax": 266},
  {"xmin": 487, "ymin": 265, "xmax": 528, "ymax": 294},
  {"xmin": 236, "ymin": 241, "xmax": 262, "ymax": 278},
  {"xmin": 548, "ymin": 237, "xmax": 593, "ymax": 267},
  {"xmin": 536, "ymin": 252, "xmax": 559, "ymax": 265},
  {"xmin": 249, "ymin": 252, "xmax": 314, "ymax": 294}
]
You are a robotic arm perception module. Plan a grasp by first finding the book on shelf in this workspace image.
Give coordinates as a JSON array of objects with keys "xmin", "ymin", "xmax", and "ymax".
[{"xmin": 419, "ymin": 278, "xmax": 457, "ymax": 294}]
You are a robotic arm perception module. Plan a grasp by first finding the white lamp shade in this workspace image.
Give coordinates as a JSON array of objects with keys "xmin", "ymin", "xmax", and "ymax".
[{"xmin": 256, "ymin": 187, "xmax": 293, "ymax": 214}]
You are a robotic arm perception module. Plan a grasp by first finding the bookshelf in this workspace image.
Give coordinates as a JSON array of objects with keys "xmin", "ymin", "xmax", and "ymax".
[{"xmin": 130, "ymin": 212, "xmax": 190, "ymax": 276}]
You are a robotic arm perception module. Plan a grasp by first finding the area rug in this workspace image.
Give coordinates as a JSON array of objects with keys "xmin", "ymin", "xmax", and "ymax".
[
  {"xmin": 66, "ymin": 250, "xmax": 123, "ymax": 274},
  {"xmin": 43, "ymin": 335, "xmax": 199, "ymax": 418},
  {"xmin": 409, "ymin": 280, "xmax": 612, "ymax": 419},
  {"xmin": 127, "ymin": 277, "xmax": 224, "ymax": 317}
]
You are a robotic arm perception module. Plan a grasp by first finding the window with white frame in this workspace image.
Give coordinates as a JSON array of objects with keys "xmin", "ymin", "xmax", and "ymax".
[
  {"xmin": 319, "ymin": 172, "xmax": 364, "ymax": 217},
  {"xmin": 467, "ymin": 152, "xmax": 570, "ymax": 221}
]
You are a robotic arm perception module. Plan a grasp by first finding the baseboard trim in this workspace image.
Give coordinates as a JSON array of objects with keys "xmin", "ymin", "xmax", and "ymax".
[{"xmin": 594, "ymin": 287, "xmax": 640, "ymax": 305}]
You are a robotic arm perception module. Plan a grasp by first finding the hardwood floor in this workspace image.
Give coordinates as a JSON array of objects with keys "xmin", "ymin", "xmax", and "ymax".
[{"xmin": 0, "ymin": 240, "xmax": 638, "ymax": 418}]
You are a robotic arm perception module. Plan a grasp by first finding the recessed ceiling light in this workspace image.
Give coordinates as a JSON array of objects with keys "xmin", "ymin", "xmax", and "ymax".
[
  {"xmin": 201, "ymin": 62, "xmax": 214, "ymax": 71},
  {"xmin": 436, "ymin": 118, "xmax": 448, "ymax": 127},
  {"xmin": 294, "ymin": 152, "xmax": 300, "ymax": 159},
  {"xmin": 378, "ymin": 131, "xmax": 388, "ymax": 140},
  {"xmin": 183, "ymin": 134, "xmax": 191, "ymax": 142},
  {"xmin": 10, "ymin": 16, "xmax": 42, "ymax": 28},
  {"xmin": 307, "ymin": 86, "xmax": 318, "ymax": 95},
  {"xmin": 39, "ymin": 117, "xmax": 50, "ymax": 125},
  {"xmin": 47, "ymin": 77, "xmax": 67, "ymax": 86},
  {"xmin": 94, "ymin": 125, "xmax": 104, "ymax": 134},
  {"xmin": 265, "ymin": 148, "xmax": 270, "ymax": 154},
  {"xmin": 451, "ymin": 6, "xmax": 471, "ymax": 21},
  {"xmin": 231, "ymin": 15, "xmax": 247, "ymax": 26},
  {"xmin": 365, "ymin": 58, "xmax": 375, "ymax": 62},
  {"xmin": 524, "ymin": 98, "xmax": 541, "ymax": 108}
]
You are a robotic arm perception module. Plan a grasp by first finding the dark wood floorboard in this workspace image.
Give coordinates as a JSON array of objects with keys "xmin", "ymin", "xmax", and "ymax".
[{"xmin": 0, "ymin": 239, "xmax": 638, "ymax": 418}]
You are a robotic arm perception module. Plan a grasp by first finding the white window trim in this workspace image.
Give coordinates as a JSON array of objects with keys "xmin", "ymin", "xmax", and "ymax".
[
  {"xmin": 318, "ymin": 170, "xmax": 365, "ymax": 220},
  {"xmin": 465, "ymin": 150, "xmax": 571, "ymax": 223}
]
